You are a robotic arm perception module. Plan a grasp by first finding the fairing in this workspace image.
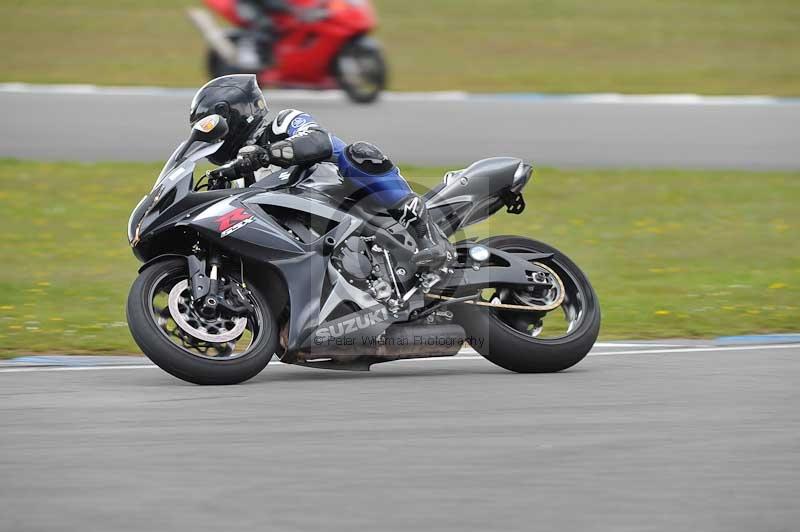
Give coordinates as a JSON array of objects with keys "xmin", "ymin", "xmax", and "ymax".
[
  {"xmin": 181, "ymin": 183, "xmax": 366, "ymax": 351},
  {"xmin": 128, "ymin": 140, "xmax": 223, "ymax": 247}
]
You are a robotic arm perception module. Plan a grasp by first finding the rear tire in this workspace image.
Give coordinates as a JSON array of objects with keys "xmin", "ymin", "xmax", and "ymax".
[
  {"xmin": 127, "ymin": 258, "xmax": 278, "ymax": 385},
  {"xmin": 207, "ymin": 47, "xmax": 245, "ymax": 79},
  {"xmin": 453, "ymin": 236, "xmax": 601, "ymax": 373}
]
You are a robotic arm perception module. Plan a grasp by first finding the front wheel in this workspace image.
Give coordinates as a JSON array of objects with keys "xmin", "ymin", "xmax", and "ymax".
[
  {"xmin": 126, "ymin": 258, "xmax": 278, "ymax": 385},
  {"xmin": 334, "ymin": 38, "xmax": 387, "ymax": 104},
  {"xmin": 453, "ymin": 236, "xmax": 601, "ymax": 373}
]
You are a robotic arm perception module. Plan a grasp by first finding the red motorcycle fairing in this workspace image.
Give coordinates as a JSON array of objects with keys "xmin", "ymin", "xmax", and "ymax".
[
  {"xmin": 205, "ymin": 0, "xmax": 243, "ymax": 25},
  {"xmin": 205, "ymin": 0, "xmax": 376, "ymax": 87},
  {"xmin": 207, "ymin": 0, "xmax": 375, "ymax": 31}
]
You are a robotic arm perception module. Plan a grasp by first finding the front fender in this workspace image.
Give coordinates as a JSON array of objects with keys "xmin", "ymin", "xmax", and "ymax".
[
  {"xmin": 350, "ymin": 35, "xmax": 382, "ymax": 51},
  {"xmin": 137, "ymin": 253, "xmax": 188, "ymax": 274}
]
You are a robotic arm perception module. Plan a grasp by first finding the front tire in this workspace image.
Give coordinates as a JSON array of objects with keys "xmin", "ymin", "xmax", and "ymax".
[
  {"xmin": 334, "ymin": 38, "xmax": 387, "ymax": 104},
  {"xmin": 454, "ymin": 236, "xmax": 601, "ymax": 373},
  {"xmin": 126, "ymin": 258, "xmax": 278, "ymax": 385}
]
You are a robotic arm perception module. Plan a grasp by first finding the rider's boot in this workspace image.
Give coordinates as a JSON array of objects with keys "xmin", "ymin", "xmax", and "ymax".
[{"xmin": 391, "ymin": 195, "xmax": 449, "ymax": 268}]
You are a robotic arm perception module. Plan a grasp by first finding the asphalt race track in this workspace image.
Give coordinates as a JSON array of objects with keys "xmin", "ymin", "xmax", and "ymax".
[
  {"xmin": 1, "ymin": 86, "xmax": 799, "ymax": 169},
  {"xmin": 2, "ymin": 341, "xmax": 799, "ymax": 532},
  {"xmin": 2, "ymin": 85, "xmax": 799, "ymax": 530}
]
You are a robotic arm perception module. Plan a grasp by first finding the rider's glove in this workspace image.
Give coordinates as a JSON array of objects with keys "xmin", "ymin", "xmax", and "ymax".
[{"xmin": 236, "ymin": 145, "xmax": 270, "ymax": 173}]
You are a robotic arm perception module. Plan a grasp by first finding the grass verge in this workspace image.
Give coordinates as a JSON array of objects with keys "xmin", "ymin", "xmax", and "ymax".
[
  {"xmin": 1, "ymin": 0, "xmax": 799, "ymax": 95},
  {"xmin": 0, "ymin": 159, "xmax": 797, "ymax": 356}
]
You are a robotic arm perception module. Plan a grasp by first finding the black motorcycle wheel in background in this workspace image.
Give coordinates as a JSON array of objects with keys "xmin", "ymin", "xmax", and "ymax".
[
  {"xmin": 207, "ymin": 34, "xmax": 252, "ymax": 78},
  {"xmin": 453, "ymin": 236, "xmax": 601, "ymax": 373},
  {"xmin": 333, "ymin": 37, "xmax": 387, "ymax": 104},
  {"xmin": 127, "ymin": 258, "xmax": 278, "ymax": 385},
  {"xmin": 207, "ymin": 48, "xmax": 245, "ymax": 79}
]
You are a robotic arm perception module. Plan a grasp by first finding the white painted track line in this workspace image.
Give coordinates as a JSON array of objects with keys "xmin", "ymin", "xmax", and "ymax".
[
  {"xmin": 587, "ymin": 343, "xmax": 800, "ymax": 356},
  {"xmin": 1, "ymin": 82, "xmax": 798, "ymax": 106},
  {"xmin": 0, "ymin": 343, "xmax": 797, "ymax": 374},
  {"xmin": 593, "ymin": 342, "xmax": 688, "ymax": 347},
  {"xmin": 0, "ymin": 364, "xmax": 159, "ymax": 373}
]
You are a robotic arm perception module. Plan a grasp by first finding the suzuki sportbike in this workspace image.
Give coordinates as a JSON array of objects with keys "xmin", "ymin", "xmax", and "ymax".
[
  {"xmin": 189, "ymin": 0, "xmax": 386, "ymax": 103},
  {"xmin": 126, "ymin": 115, "xmax": 601, "ymax": 384}
]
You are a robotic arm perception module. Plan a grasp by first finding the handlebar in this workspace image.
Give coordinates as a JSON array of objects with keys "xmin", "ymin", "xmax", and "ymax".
[
  {"xmin": 207, "ymin": 161, "xmax": 241, "ymax": 182},
  {"xmin": 206, "ymin": 149, "xmax": 271, "ymax": 182}
]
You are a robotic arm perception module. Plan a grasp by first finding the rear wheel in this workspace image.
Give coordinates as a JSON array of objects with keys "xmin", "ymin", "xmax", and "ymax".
[
  {"xmin": 206, "ymin": 34, "xmax": 257, "ymax": 78},
  {"xmin": 453, "ymin": 236, "xmax": 601, "ymax": 373},
  {"xmin": 207, "ymin": 47, "xmax": 248, "ymax": 79},
  {"xmin": 334, "ymin": 38, "xmax": 387, "ymax": 104},
  {"xmin": 126, "ymin": 258, "xmax": 277, "ymax": 385}
]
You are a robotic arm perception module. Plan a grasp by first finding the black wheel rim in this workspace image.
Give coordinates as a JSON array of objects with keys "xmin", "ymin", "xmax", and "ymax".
[
  {"xmin": 486, "ymin": 245, "xmax": 587, "ymax": 340},
  {"xmin": 148, "ymin": 270, "xmax": 265, "ymax": 361},
  {"xmin": 337, "ymin": 48, "xmax": 383, "ymax": 99}
]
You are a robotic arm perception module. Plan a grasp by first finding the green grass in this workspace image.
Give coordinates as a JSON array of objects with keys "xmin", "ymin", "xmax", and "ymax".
[
  {"xmin": 1, "ymin": 0, "xmax": 799, "ymax": 95},
  {"xmin": 0, "ymin": 159, "xmax": 797, "ymax": 356}
]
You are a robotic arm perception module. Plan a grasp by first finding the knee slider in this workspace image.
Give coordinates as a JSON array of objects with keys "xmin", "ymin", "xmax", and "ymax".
[{"xmin": 345, "ymin": 141, "xmax": 395, "ymax": 175}]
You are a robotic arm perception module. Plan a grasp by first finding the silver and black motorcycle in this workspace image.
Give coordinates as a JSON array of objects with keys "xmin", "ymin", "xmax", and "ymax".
[{"xmin": 126, "ymin": 116, "xmax": 600, "ymax": 384}]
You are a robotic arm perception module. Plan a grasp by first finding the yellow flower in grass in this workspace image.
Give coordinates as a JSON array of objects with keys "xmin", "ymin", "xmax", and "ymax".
[
  {"xmin": 655, "ymin": 310, "xmax": 671, "ymax": 316},
  {"xmin": 768, "ymin": 282, "xmax": 787, "ymax": 289}
]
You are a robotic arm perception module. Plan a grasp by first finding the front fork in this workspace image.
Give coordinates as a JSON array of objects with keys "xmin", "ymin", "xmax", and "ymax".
[{"xmin": 187, "ymin": 249, "xmax": 254, "ymax": 318}]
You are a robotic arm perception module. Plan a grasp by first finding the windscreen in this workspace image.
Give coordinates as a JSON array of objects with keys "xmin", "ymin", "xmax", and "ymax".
[{"xmin": 129, "ymin": 140, "xmax": 224, "ymax": 245}]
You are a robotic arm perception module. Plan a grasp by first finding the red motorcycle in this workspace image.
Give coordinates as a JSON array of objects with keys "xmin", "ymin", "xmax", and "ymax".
[{"xmin": 189, "ymin": 0, "xmax": 387, "ymax": 103}]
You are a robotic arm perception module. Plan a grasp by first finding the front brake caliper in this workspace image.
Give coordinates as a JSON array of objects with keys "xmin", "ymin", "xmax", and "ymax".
[{"xmin": 187, "ymin": 255, "xmax": 210, "ymax": 301}]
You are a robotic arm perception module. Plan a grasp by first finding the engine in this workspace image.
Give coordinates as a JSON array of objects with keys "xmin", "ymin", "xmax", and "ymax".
[
  {"xmin": 331, "ymin": 236, "xmax": 399, "ymax": 304},
  {"xmin": 331, "ymin": 235, "xmax": 446, "ymax": 318},
  {"xmin": 332, "ymin": 236, "xmax": 387, "ymax": 296}
]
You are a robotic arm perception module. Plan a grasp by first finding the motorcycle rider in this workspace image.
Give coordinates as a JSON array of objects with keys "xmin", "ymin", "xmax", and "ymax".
[
  {"xmin": 235, "ymin": 0, "xmax": 289, "ymax": 69},
  {"xmin": 189, "ymin": 74, "xmax": 449, "ymax": 267}
]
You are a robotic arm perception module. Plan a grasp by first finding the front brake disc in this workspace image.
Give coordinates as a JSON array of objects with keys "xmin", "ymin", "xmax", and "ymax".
[{"xmin": 167, "ymin": 280, "xmax": 247, "ymax": 343}]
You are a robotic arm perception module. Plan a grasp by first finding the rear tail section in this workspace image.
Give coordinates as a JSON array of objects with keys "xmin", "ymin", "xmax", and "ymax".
[{"xmin": 424, "ymin": 157, "xmax": 533, "ymax": 235}]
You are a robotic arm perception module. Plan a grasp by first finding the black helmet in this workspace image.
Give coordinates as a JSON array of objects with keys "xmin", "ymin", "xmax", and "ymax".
[{"xmin": 189, "ymin": 74, "xmax": 268, "ymax": 165}]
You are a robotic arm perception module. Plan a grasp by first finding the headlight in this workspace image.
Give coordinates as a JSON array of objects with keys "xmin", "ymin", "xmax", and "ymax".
[{"xmin": 127, "ymin": 195, "xmax": 149, "ymax": 244}]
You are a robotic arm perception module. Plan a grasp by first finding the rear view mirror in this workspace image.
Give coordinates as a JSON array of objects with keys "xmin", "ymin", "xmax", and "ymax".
[{"xmin": 190, "ymin": 114, "xmax": 229, "ymax": 143}]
